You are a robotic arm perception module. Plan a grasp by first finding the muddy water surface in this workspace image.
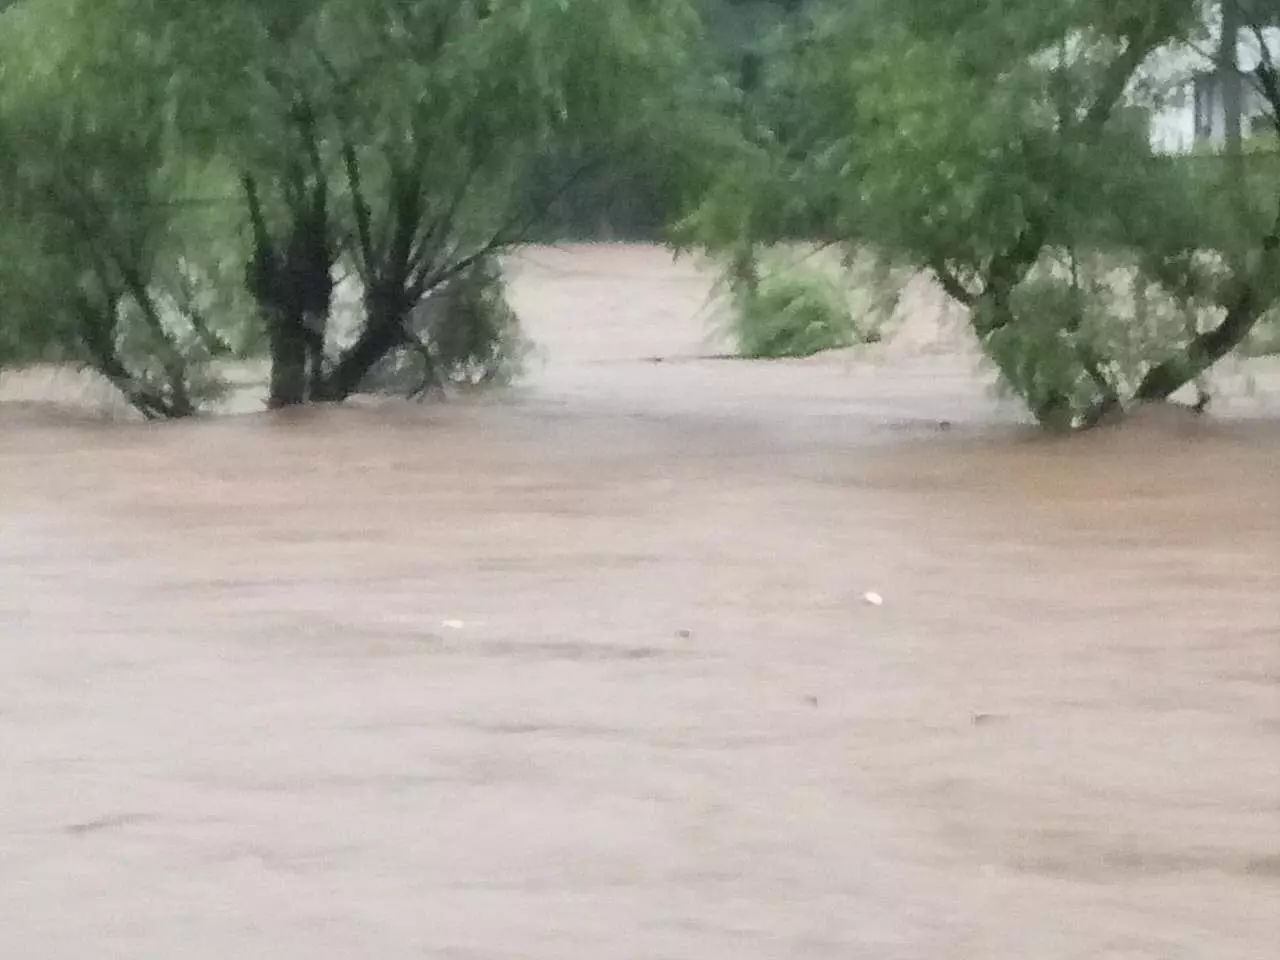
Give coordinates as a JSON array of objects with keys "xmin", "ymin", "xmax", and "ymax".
[{"xmin": 1, "ymin": 246, "xmax": 1278, "ymax": 958}]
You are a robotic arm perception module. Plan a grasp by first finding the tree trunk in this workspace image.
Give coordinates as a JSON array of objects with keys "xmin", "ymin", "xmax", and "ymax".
[
  {"xmin": 119, "ymin": 268, "xmax": 194, "ymax": 418},
  {"xmin": 318, "ymin": 310, "xmax": 405, "ymax": 402},
  {"xmin": 75, "ymin": 301, "xmax": 185, "ymax": 420},
  {"xmin": 242, "ymin": 138, "xmax": 335, "ymax": 411},
  {"xmin": 1220, "ymin": 2, "xmax": 1243, "ymax": 156},
  {"xmin": 267, "ymin": 311, "xmax": 310, "ymax": 408},
  {"xmin": 1134, "ymin": 279, "xmax": 1264, "ymax": 401}
]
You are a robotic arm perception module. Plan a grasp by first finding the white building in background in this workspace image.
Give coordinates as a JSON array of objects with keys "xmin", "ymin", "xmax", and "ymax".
[{"xmin": 1146, "ymin": 24, "xmax": 1280, "ymax": 154}]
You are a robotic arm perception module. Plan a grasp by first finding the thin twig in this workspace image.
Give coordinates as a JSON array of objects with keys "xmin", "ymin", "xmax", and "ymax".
[
  {"xmin": 410, "ymin": 157, "xmax": 604, "ymax": 299},
  {"xmin": 408, "ymin": 163, "xmax": 478, "ymax": 280}
]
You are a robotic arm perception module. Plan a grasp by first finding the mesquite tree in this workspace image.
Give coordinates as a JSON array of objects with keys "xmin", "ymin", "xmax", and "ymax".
[
  {"xmin": 0, "ymin": 0, "xmax": 711, "ymax": 415},
  {"xmin": 686, "ymin": 0, "xmax": 1280, "ymax": 428},
  {"xmin": 175, "ymin": 0, "xmax": 707, "ymax": 408}
]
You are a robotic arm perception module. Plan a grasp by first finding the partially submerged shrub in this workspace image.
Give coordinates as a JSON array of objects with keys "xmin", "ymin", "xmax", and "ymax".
[{"xmin": 726, "ymin": 256, "xmax": 874, "ymax": 358}]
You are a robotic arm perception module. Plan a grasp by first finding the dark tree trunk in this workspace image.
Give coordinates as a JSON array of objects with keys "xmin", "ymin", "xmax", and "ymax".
[
  {"xmin": 266, "ymin": 311, "xmax": 311, "ymax": 408},
  {"xmin": 75, "ymin": 300, "xmax": 188, "ymax": 420},
  {"xmin": 306, "ymin": 329, "xmax": 327, "ymax": 401},
  {"xmin": 1134, "ymin": 280, "xmax": 1265, "ymax": 401},
  {"xmin": 318, "ymin": 305, "xmax": 407, "ymax": 402},
  {"xmin": 242, "ymin": 101, "xmax": 335, "ymax": 411}
]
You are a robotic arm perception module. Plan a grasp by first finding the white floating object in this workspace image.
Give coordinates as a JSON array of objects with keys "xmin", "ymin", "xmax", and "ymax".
[
  {"xmin": 862, "ymin": 591, "xmax": 884, "ymax": 607},
  {"xmin": 441, "ymin": 619, "xmax": 466, "ymax": 630}
]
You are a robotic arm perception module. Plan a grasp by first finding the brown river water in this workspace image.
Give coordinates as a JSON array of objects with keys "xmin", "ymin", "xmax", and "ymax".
[{"xmin": 1, "ymin": 245, "xmax": 1277, "ymax": 958}]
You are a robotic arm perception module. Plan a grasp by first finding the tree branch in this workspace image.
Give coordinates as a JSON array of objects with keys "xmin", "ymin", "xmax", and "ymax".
[
  {"xmin": 1254, "ymin": 32, "xmax": 1280, "ymax": 139},
  {"xmin": 929, "ymin": 259, "xmax": 977, "ymax": 306},
  {"xmin": 409, "ymin": 157, "xmax": 605, "ymax": 299},
  {"xmin": 402, "ymin": 327, "xmax": 445, "ymax": 401},
  {"xmin": 116, "ymin": 263, "xmax": 194, "ymax": 416},
  {"xmin": 1134, "ymin": 274, "xmax": 1274, "ymax": 401},
  {"xmin": 386, "ymin": 163, "xmax": 425, "ymax": 283},
  {"xmin": 342, "ymin": 142, "xmax": 376, "ymax": 282},
  {"xmin": 47, "ymin": 167, "xmax": 193, "ymax": 417},
  {"xmin": 407, "ymin": 164, "xmax": 477, "ymax": 284},
  {"xmin": 71, "ymin": 294, "xmax": 171, "ymax": 420},
  {"xmin": 1081, "ymin": 32, "xmax": 1158, "ymax": 134}
]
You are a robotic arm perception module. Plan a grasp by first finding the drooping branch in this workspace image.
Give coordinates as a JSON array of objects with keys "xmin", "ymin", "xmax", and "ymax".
[
  {"xmin": 46, "ymin": 165, "xmax": 196, "ymax": 418},
  {"xmin": 116, "ymin": 264, "xmax": 194, "ymax": 417},
  {"xmin": 1134, "ymin": 272, "xmax": 1276, "ymax": 401},
  {"xmin": 173, "ymin": 266, "xmax": 233, "ymax": 358},
  {"xmin": 929, "ymin": 259, "xmax": 977, "ymax": 306},
  {"xmin": 71, "ymin": 292, "xmax": 175, "ymax": 420}
]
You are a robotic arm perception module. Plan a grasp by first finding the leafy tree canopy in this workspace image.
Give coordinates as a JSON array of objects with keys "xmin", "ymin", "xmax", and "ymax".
[
  {"xmin": 1, "ymin": 0, "xmax": 724, "ymax": 414},
  {"xmin": 686, "ymin": 0, "xmax": 1280, "ymax": 427}
]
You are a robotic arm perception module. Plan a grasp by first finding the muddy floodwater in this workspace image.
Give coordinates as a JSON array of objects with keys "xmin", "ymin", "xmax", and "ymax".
[{"xmin": 1, "ymin": 245, "xmax": 1278, "ymax": 958}]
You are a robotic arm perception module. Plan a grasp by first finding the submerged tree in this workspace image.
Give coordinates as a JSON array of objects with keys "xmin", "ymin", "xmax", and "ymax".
[
  {"xmin": 686, "ymin": 0, "xmax": 1280, "ymax": 428},
  {"xmin": 0, "ymin": 0, "xmax": 715, "ymax": 415},
  {"xmin": 172, "ymin": 0, "xmax": 711, "ymax": 408}
]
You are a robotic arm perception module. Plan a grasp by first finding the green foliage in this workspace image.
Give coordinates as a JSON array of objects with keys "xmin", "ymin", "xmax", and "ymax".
[
  {"xmin": 0, "ymin": 0, "xmax": 716, "ymax": 414},
  {"xmin": 0, "ymin": 0, "xmax": 254, "ymax": 416},
  {"xmin": 686, "ymin": 0, "xmax": 1280, "ymax": 427},
  {"xmin": 180, "ymin": 0, "xmax": 713, "ymax": 405},
  {"xmin": 984, "ymin": 249, "xmax": 1206, "ymax": 426},
  {"xmin": 8, "ymin": 0, "xmax": 1273, "ymax": 428},
  {"xmin": 730, "ymin": 263, "xmax": 857, "ymax": 358},
  {"xmin": 724, "ymin": 253, "xmax": 886, "ymax": 358}
]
